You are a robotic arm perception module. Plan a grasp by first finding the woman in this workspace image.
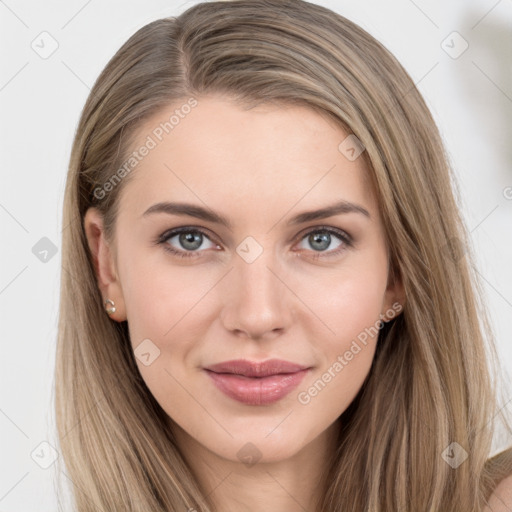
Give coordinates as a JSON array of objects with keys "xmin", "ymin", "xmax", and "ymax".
[{"xmin": 55, "ymin": 0, "xmax": 512, "ymax": 510}]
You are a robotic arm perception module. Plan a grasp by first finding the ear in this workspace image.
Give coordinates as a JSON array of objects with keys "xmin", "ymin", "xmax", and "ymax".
[
  {"xmin": 380, "ymin": 262, "xmax": 406, "ymax": 323},
  {"xmin": 83, "ymin": 207, "xmax": 127, "ymax": 322}
]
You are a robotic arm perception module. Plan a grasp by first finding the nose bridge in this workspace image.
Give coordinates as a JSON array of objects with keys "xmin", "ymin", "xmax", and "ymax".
[{"xmin": 220, "ymin": 237, "xmax": 292, "ymax": 338}]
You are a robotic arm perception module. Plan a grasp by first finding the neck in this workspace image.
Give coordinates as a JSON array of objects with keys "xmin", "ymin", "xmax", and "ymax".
[{"xmin": 171, "ymin": 418, "xmax": 341, "ymax": 512}]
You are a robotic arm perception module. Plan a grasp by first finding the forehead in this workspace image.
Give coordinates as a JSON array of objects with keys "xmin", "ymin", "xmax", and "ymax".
[{"xmin": 117, "ymin": 95, "xmax": 378, "ymax": 222}]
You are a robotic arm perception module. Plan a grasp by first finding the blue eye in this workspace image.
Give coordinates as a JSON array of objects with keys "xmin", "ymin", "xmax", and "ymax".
[
  {"xmin": 295, "ymin": 228, "xmax": 351, "ymax": 256},
  {"xmin": 157, "ymin": 227, "xmax": 219, "ymax": 258},
  {"xmin": 155, "ymin": 226, "xmax": 353, "ymax": 259}
]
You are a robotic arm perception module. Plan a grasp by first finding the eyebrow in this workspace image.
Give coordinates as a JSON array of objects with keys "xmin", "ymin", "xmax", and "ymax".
[{"xmin": 142, "ymin": 200, "xmax": 371, "ymax": 228}]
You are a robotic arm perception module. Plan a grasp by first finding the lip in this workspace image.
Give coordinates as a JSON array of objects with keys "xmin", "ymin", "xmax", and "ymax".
[{"xmin": 204, "ymin": 359, "xmax": 311, "ymax": 405}]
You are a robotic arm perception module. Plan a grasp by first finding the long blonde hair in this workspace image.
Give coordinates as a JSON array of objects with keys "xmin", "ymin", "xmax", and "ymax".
[{"xmin": 55, "ymin": 0, "xmax": 512, "ymax": 510}]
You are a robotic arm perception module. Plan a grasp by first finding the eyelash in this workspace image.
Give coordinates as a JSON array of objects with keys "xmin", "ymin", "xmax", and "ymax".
[{"xmin": 154, "ymin": 225, "xmax": 353, "ymax": 260}]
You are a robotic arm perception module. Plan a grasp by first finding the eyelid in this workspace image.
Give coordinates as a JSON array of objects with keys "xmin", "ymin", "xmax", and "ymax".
[
  {"xmin": 293, "ymin": 224, "xmax": 352, "ymax": 244},
  {"xmin": 156, "ymin": 225, "xmax": 220, "ymax": 245}
]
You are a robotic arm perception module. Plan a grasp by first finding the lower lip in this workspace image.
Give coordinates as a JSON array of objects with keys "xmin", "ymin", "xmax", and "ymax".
[{"xmin": 204, "ymin": 369, "xmax": 309, "ymax": 405}]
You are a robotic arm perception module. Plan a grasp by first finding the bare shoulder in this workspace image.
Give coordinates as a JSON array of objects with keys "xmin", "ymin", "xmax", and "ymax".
[{"xmin": 484, "ymin": 473, "xmax": 512, "ymax": 512}]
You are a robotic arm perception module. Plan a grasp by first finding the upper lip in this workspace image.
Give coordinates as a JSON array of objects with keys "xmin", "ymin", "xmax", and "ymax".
[{"xmin": 204, "ymin": 359, "xmax": 310, "ymax": 378}]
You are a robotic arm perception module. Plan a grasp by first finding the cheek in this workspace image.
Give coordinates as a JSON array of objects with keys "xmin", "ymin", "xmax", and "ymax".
[
  {"xmin": 296, "ymin": 257, "xmax": 387, "ymax": 400},
  {"xmin": 329, "ymin": 279, "xmax": 385, "ymax": 344},
  {"xmin": 121, "ymin": 262, "xmax": 210, "ymax": 410},
  {"xmin": 306, "ymin": 258, "xmax": 388, "ymax": 346},
  {"xmin": 120, "ymin": 252, "xmax": 214, "ymax": 344},
  {"xmin": 296, "ymin": 278, "xmax": 383, "ymax": 414}
]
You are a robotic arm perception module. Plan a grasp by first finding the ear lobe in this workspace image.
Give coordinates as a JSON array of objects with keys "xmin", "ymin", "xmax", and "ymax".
[{"xmin": 83, "ymin": 207, "xmax": 126, "ymax": 321}]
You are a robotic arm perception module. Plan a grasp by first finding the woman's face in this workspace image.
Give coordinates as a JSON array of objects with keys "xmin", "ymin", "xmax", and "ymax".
[{"xmin": 85, "ymin": 95, "xmax": 403, "ymax": 465}]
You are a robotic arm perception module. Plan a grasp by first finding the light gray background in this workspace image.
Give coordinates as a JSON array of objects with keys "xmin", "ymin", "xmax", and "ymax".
[{"xmin": 1, "ymin": 0, "xmax": 511, "ymax": 510}]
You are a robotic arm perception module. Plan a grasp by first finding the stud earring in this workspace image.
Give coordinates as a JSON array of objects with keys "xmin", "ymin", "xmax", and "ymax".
[{"xmin": 104, "ymin": 298, "xmax": 116, "ymax": 315}]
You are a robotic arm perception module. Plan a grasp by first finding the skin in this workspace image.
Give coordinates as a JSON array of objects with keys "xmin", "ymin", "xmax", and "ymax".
[
  {"xmin": 84, "ymin": 95, "xmax": 405, "ymax": 511},
  {"xmin": 484, "ymin": 475, "xmax": 512, "ymax": 511}
]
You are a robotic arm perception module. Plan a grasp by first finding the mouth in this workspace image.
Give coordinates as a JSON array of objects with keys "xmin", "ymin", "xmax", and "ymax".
[{"xmin": 203, "ymin": 359, "xmax": 311, "ymax": 405}]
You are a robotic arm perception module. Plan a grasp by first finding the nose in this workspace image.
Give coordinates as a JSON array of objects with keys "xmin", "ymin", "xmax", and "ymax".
[{"xmin": 219, "ymin": 247, "xmax": 294, "ymax": 341}]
